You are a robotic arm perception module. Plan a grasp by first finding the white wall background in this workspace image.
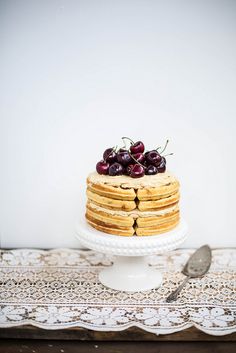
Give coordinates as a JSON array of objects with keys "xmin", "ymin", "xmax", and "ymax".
[{"xmin": 0, "ymin": 0, "xmax": 236, "ymax": 248}]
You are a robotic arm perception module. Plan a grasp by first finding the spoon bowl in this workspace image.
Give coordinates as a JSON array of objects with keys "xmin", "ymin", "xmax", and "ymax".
[{"xmin": 182, "ymin": 245, "xmax": 212, "ymax": 278}]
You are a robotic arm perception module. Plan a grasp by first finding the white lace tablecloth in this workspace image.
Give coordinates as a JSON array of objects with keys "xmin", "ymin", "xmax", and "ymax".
[{"xmin": 0, "ymin": 248, "xmax": 235, "ymax": 336}]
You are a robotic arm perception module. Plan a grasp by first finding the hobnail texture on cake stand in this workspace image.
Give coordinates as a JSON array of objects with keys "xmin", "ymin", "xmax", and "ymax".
[{"xmin": 75, "ymin": 219, "xmax": 188, "ymax": 292}]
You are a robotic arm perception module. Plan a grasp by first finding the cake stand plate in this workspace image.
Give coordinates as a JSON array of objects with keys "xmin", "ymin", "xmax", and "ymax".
[{"xmin": 75, "ymin": 219, "xmax": 188, "ymax": 292}]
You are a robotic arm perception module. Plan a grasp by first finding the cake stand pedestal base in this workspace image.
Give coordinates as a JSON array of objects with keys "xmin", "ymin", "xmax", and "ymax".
[
  {"xmin": 99, "ymin": 256, "xmax": 162, "ymax": 292},
  {"xmin": 76, "ymin": 218, "xmax": 188, "ymax": 292}
]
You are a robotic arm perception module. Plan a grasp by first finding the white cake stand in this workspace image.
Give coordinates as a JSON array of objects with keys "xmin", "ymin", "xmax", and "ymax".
[{"xmin": 75, "ymin": 218, "xmax": 188, "ymax": 292}]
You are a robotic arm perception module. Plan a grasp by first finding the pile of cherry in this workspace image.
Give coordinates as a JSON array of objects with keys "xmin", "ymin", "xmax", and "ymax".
[{"xmin": 96, "ymin": 137, "xmax": 171, "ymax": 178}]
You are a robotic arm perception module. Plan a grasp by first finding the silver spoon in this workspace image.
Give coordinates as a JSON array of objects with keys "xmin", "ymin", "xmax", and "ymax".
[{"xmin": 166, "ymin": 245, "xmax": 212, "ymax": 303}]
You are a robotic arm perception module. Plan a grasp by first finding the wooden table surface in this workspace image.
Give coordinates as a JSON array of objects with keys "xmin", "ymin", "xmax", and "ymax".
[{"xmin": 0, "ymin": 326, "xmax": 235, "ymax": 353}]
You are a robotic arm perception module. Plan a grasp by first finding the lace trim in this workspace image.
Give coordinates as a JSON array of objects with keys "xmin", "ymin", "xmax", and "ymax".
[{"xmin": 0, "ymin": 248, "xmax": 235, "ymax": 336}]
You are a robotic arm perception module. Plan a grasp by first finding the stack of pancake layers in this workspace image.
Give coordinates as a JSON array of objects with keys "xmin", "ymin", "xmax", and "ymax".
[{"xmin": 86, "ymin": 172, "xmax": 180, "ymax": 236}]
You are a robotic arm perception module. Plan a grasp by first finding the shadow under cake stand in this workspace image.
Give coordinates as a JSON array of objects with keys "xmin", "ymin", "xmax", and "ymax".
[{"xmin": 76, "ymin": 219, "xmax": 188, "ymax": 292}]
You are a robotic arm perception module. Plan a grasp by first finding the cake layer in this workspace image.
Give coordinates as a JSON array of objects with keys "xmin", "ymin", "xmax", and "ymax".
[
  {"xmin": 86, "ymin": 203, "xmax": 134, "ymax": 227},
  {"xmin": 86, "ymin": 210, "xmax": 179, "ymax": 237},
  {"xmin": 87, "ymin": 171, "xmax": 179, "ymax": 201},
  {"xmin": 86, "ymin": 189, "xmax": 136, "ymax": 211},
  {"xmin": 87, "ymin": 182, "xmax": 136, "ymax": 200},
  {"xmin": 137, "ymin": 192, "xmax": 180, "ymax": 211},
  {"xmin": 136, "ymin": 210, "xmax": 179, "ymax": 227},
  {"xmin": 86, "ymin": 201, "xmax": 179, "ymax": 236},
  {"xmin": 135, "ymin": 218, "xmax": 180, "ymax": 236},
  {"xmin": 136, "ymin": 180, "xmax": 179, "ymax": 200},
  {"xmin": 87, "ymin": 200, "xmax": 179, "ymax": 218},
  {"xmin": 87, "ymin": 202, "xmax": 178, "ymax": 228},
  {"xmin": 86, "ymin": 214, "xmax": 134, "ymax": 236}
]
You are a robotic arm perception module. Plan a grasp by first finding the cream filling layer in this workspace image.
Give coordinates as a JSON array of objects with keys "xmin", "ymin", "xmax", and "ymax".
[
  {"xmin": 87, "ymin": 200, "xmax": 179, "ymax": 218},
  {"xmin": 87, "ymin": 171, "xmax": 178, "ymax": 189}
]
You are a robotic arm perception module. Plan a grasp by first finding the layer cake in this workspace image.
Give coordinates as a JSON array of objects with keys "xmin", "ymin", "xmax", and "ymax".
[{"xmin": 86, "ymin": 171, "xmax": 180, "ymax": 236}]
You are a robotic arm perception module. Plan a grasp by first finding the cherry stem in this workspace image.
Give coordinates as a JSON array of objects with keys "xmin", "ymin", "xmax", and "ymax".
[
  {"xmin": 122, "ymin": 136, "xmax": 134, "ymax": 145},
  {"xmin": 119, "ymin": 145, "xmax": 126, "ymax": 151},
  {"xmin": 159, "ymin": 139, "xmax": 169, "ymax": 154},
  {"xmin": 131, "ymin": 155, "xmax": 147, "ymax": 169},
  {"xmin": 121, "ymin": 137, "xmax": 130, "ymax": 150}
]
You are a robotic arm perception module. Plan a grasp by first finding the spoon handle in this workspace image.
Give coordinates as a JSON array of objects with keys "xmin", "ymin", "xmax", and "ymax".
[{"xmin": 166, "ymin": 276, "xmax": 190, "ymax": 302}]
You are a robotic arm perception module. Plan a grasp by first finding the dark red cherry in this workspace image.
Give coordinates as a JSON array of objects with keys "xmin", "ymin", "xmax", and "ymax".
[
  {"xmin": 126, "ymin": 164, "xmax": 135, "ymax": 175},
  {"xmin": 117, "ymin": 150, "xmax": 132, "ymax": 166},
  {"xmin": 145, "ymin": 165, "xmax": 158, "ymax": 175},
  {"xmin": 132, "ymin": 152, "xmax": 145, "ymax": 164},
  {"xmin": 157, "ymin": 159, "xmax": 166, "ymax": 173},
  {"xmin": 109, "ymin": 162, "xmax": 124, "ymax": 176},
  {"xmin": 130, "ymin": 141, "xmax": 145, "ymax": 154},
  {"xmin": 146, "ymin": 150, "xmax": 162, "ymax": 166},
  {"xmin": 103, "ymin": 148, "xmax": 117, "ymax": 163},
  {"xmin": 130, "ymin": 164, "xmax": 145, "ymax": 178},
  {"xmin": 96, "ymin": 160, "xmax": 110, "ymax": 175},
  {"xmin": 142, "ymin": 158, "xmax": 148, "ymax": 167}
]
